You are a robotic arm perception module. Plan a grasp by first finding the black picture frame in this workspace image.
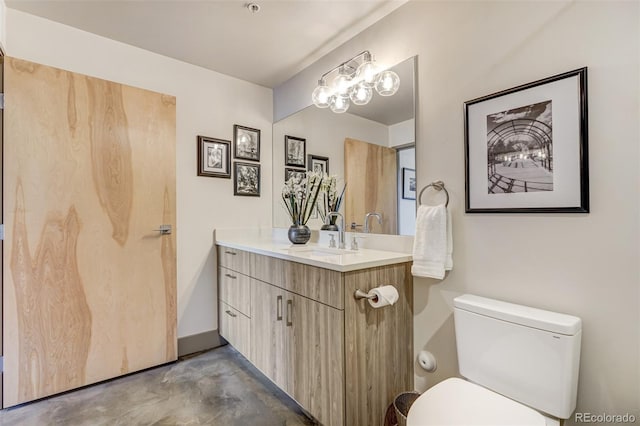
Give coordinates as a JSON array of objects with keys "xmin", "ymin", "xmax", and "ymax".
[
  {"xmin": 285, "ymin": 135, "xmax": 306, "ymax": 167},
  {"xmin": 234, "ymin": 162, "xmax": 261, "ymax": 196},
  {"xmin": 197, "ymin": 136, "xmax": 231, "ymax": 178},
  {"xmin": 464, "ymin": 67, "xmax": 589, "ymax": 213},
  {"xmin": 307, "ymin": 154, "xmax": 329, "ymax": 174},
  {"xmin": 233, "ymin": 124, "xmax": 261, "ymax": 162},
  {"xmin": 285, "ymin": 167, "xmax": 306, "ymax": 183},
  {"xmin": 402, "ymin": 168, "xmax": 416, "ymax": 200}
]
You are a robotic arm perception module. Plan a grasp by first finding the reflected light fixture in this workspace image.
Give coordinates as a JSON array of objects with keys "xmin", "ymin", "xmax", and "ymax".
[{"xmin": 311, "ymin": 50, "xmax": 400, "ymax": 113}]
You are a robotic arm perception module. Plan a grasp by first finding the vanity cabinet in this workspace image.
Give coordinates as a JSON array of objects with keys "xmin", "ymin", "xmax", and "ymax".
[
  {"xmin": 217, "ymin": 248, "xmax": 252, "ymax": 358},
  {"xmin": 216, "ymin": 244, "xmax": 413, "ymax": 426},
  {"xmin": 251, "ymin": 278, "xmax": 345, "ymax": 426}
]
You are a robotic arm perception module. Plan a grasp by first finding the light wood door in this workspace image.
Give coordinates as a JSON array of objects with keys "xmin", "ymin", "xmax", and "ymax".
[
  {"xmin": 344, "ymin": 138, "xmax": 398, "ymax": 234},
  {"xmin": 2, "ymin": 57, "xmax": 177, "ymax": 407},
  {"xmin": 288, "ymin": 291, "xmax": 344, "ymax": 426},
  {"xmin": 250, "ymin": 279, "xmax": 288, "ymax": 390}
]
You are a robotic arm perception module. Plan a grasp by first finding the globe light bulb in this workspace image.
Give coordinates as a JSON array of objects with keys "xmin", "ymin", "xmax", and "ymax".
[
  {"xmin": 375, "ymin": 70, "xmax": 400, "ymax": 96},
  {"xmin": 331, "ymin": 66, "xmax": 352, "ymax": 99},
  {"xmin": 330, "ymin": 95, "xmax": 350, "ymax": 113},
  {"xmin": 312, "ymin": 79, "xmax": 332, "ymax": 108},
  {"xmin": 355, "ymin": 52, "xmax": 378, "ymax": 88},
  {"xmin": 350, "ymin": 81, "xmax": 373, "ymax": 105}
]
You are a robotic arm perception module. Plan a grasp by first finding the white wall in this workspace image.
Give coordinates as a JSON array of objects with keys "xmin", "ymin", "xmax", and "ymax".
[
  {"xmin": 0, "ymin": 0, "xmax": 6, "ymax": 53},
  {"xmin": 5, "ymin": 9, "xmax": 273, "ymax": 339},
  {"xmin": 389, "ymin": 118, "xmax": 415, "ymax": 148},
  {"xmin": 272, "ymin": 105, "xmax": 388, "ymax": 229},
  {"xmin": 275, "ymin": 1, "xmax": 639, "ymax": 424}
]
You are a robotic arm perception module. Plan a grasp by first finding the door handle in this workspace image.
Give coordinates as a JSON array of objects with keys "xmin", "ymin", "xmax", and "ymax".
[
  {"xmin": 153, "ymin": 224, "xmax": 172, "ymax": 235},
  {"xmin": 225, "ymin": 310, "xmax": 237, "ymax": 318},
  {"xmin": 286, "ymin": 300, "xmax": 293, "ymax": 327},
  {"xmin": 276, "ymin": 295, "xmax": 283, "ymax": 321}
]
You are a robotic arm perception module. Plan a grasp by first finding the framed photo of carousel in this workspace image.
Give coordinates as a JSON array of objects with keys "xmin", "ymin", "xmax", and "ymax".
[{"xmin": 464, "ymin": 68, "xmax": 589, "ymax": 213}]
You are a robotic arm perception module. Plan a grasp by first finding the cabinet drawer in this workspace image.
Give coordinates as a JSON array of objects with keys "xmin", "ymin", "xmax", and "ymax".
[
  {"xmin": 217, "ymin": 246, "xmax": 251, "ymax": 273},
  {"xmin": 219, "ymin": 301, "xmax": 250, "ymax": 358},
  {"xmin": 253, "ymin": 253, "xmax": 344, "ymax": 309},
  {"xmin": 218, "ymin": 267, "xmax": 251, "ymax": 316}
]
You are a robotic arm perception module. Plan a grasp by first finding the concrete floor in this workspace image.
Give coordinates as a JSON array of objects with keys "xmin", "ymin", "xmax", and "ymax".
[{"xmin": 0, "ymin": 345, "xmax": 317, "ymax": 426}]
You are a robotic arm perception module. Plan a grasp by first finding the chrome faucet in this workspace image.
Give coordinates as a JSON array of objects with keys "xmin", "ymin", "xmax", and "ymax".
[
  {"xmin": 326, "ymin": 212, "xmax": 345, "ymax": 249},
  {"xmin": 364, "ymin": 212, "xmax": 382, "ymax": 233}
]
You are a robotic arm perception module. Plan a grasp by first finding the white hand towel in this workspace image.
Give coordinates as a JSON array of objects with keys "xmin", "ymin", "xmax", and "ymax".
[{"xmin": 411, "ymin": 204, "xmax": 453, "ymax": 279}]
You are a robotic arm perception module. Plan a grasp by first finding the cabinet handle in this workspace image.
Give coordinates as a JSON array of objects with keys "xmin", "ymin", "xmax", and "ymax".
[
  {"xmin": 286, "ymin": 299, "xmax": 293, "ymax": 327},
  {"xmin": 225, "ymin": 273, "xmax": 237, "ymax": 279},
  {"xmin": 225, "ymin": 250, "xmax": 237, "ymax": 256},
  {"xmin": 276, "ymin": 295, "xmax": 283, "ymax": 321},
  {"xmin": 225, "ymin": 310, "xmax": 237, "ymax": 318}
]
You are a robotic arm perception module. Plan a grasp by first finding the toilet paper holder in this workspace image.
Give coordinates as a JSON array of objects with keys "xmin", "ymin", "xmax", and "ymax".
[{"xmin": 354, "ymin": 289, "xmax": 377, "ymax": 301}]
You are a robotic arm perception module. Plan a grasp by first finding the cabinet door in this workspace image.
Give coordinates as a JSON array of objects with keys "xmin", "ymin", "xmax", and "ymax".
[
  {"xmin": 250, "ymin": 279, "xmax": 288, "ymax": 390},
  {"xmin": 287, "ymin": 291, "xmax": 345, "ymax": 426}
]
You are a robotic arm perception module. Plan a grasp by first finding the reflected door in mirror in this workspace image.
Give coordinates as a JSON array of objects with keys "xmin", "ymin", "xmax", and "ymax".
[{"xmin": 344, "ymin": 138, "xmax": 397, "ymax": 234}]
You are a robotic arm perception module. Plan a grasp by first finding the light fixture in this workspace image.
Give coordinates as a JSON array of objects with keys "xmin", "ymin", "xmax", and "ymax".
[
  {"xmin": 330, "ymin": 95, "xmax": 350, "ymax": 114},
  {"xmin": 355, "ymin": 51, "xmax": 378, "ymax": 88},
  {"xmin": 311, "ymin": 50, "xmax": 400, "ymax": 113},
  {"xmin": 311, "ymin": 79, "xmax": 332, "ymax": 108},
  {"xmin": 350, "ymin": 81, "xmax": 373, "ymax": 105},
  {"xmin": 375, "ymin": 69, "xmax": 400, "ymax": 96},
  {"xmin": 331, "ymin": 66, "xmax": 352, "ymax": 99}
]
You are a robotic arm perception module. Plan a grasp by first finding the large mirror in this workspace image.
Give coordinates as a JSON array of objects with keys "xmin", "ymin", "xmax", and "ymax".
[{"xmin": 272, "ymin": 56, "xmax": 417, "ymax": 235}]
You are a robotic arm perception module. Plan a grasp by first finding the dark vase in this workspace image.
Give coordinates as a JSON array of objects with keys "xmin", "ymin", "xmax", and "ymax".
[
  {"xmin": 320, "ymin": 214, "xmax": 339, "ymax": 231},
  {"xmin": 320, "ymin": 223, "xmax": 339, "ymax": 231},
  {"xmin": 288, "ymin": 224, "xmax": 311, "ymax": 244}
]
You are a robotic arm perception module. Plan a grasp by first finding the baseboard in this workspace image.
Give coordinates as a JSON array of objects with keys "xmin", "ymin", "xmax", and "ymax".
[{"xmin": 178, "ymin": 329, "xmax": 226, "ymax": 357}]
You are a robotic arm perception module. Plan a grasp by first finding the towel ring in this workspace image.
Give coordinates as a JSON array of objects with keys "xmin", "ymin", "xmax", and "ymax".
[{"xmin": 418, "ymin": 180, "xmax": 449, "ymax": 207}]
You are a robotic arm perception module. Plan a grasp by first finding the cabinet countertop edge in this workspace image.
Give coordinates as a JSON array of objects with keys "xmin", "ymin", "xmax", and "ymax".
[{"xmin": 215, "ymin": 240, "xmax": 412, "ymax": 272}]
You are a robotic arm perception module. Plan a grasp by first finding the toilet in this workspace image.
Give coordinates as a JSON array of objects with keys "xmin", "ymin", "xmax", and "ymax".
[{"xmin": 407, "ymin": 294, "xmax": 582, "ymax": 426}]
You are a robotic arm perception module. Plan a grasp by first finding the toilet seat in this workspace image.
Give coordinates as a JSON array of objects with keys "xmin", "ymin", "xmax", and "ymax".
[{"xmin": 407, "ymin": 378, "xmax": 550, "ymax": 426}]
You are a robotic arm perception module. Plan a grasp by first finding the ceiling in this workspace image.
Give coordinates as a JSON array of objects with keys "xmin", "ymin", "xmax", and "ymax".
[{"xmin": 6, "ymin": 0, "xmax": 407, "ymax": 88}]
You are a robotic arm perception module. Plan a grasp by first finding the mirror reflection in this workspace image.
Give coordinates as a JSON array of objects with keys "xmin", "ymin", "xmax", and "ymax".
[{"xmin": 273, "ymin": 56, "xmax": 417, "ymax": 235}]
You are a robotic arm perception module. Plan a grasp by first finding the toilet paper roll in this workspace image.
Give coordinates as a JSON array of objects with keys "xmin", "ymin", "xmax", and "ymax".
[{"xmin": 368, "ymin": 285, "xmax": 399, "ymax": 308}]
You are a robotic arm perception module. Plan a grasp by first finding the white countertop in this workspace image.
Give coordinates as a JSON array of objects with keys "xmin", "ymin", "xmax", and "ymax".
[{"xmin": 214, "ymin": 228, "xmax": 413, "ymax": 272}]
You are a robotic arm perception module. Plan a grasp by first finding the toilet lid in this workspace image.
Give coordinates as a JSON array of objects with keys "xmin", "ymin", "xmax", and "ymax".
[{"xmin": 406, "ymin": 378, "xmax": 547, "ymax": 426}]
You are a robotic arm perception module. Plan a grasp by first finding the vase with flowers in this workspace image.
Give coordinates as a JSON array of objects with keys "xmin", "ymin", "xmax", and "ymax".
[
  {"xmin": 282, "ymin": 171, "xmax": 324, "ymax": 244},
  {"xmin": 318, "ymin": 174, "xmax": 346, "ymax": 231}
]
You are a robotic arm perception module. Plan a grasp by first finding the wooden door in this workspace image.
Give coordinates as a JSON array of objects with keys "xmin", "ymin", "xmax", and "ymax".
[
  {"xmin": 2, "ymin": 57, "xmax": 177, "ymax": 407},
  {"xmin": 344, "ymin": 138, "xmax": 397, "ymax": 234},
  {"xmin": 288, "ymin": 291, "xmax": 345, "ymax": 426},
  {"xmin": 250, "ymin": 279, "xmax": 288, "ymax": 390}
]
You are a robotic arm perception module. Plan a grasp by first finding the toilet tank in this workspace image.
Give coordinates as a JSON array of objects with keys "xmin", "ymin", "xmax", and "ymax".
[{"xmin": 453, "ymin": 294, "xmax": 581, "ymax": 419}]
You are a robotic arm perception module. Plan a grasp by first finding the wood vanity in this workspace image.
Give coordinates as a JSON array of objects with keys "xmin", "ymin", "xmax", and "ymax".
[{"xmin": 216, "ymin": 242, "xmax": 413, "ymax": 426}]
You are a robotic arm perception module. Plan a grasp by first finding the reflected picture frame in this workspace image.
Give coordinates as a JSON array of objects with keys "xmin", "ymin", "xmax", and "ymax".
[
  {"xmin": 402, "ymin": 168, "xmax": 416, "ymax": 200},
  {"xmin": 307, "ymin": 154, "xmax": 329, "ymax": 174},
  {"xmin": 197, "ymin": 135, "xmax": 231, "ymax": 178},
  {"xmin": 285, "ymin": 135, "xmax": 306, "ymax": 167},
  {"xmin": 464, "ymin": 68, "xmax": 589, "ymax": 213}
]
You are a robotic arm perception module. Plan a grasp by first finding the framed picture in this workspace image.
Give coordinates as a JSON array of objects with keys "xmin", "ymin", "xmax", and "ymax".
[
  {"xmin": 233, "ymin": 124, "xmax": 260, "ymax": 162},
  {"xmin": 285, "ymin": 135, "xmax": 306, "ymax": 167},
  {"xmin": 402, "ymin": 168, "xmax": 416, "ymax": 200},
  {"xmin": 307, "ymin": 154, "xmax": 329, "ymax": 174},
  {"xmin": 464, "ymin": 68, "xmax": 589, "ymax": 213},
  {"xmin": 197, "ymin": 136, "xmax": 231, "ymax": 178},
  {"xmin": 285, "ymin": 167, "xmax": 306, "ymax": 183},
  {"xmin": 234, "ymin": 162, "xmax": 260, "ymax": 196}
]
